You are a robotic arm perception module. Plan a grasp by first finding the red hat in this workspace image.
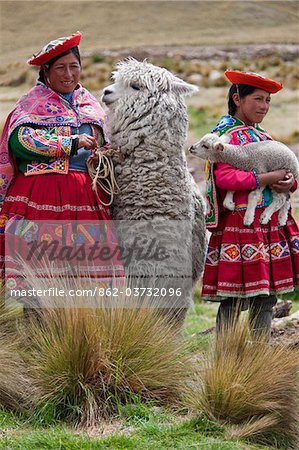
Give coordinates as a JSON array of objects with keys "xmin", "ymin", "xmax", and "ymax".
[
  {"xmin": 28, "ymin": 31, "xmax": 82, "ymax": 66},
  {"xmin": 225, "ymin": 70, "xmax": 283, "ymax": 94}
]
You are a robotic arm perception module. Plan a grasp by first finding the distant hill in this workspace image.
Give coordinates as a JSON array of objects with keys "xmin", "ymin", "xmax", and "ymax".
[{"xmin": 0, "ymin": 0, "xmax": 298, "ymax": 64}]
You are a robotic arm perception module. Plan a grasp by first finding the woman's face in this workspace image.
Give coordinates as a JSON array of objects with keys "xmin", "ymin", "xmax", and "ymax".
[
  {"xmin": 46, "ymin": 53, "xmax": 81, "ymax": 93},
  {"xmin": 233, "ymin": 89, "xmax": 271, "ymax": 126}
]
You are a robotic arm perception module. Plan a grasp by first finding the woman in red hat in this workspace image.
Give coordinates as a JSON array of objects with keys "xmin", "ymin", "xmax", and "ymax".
[
  {"xmin": 202, "ymin": 70, "xmax": 299, "ymax": 339},
  {"xmin": 0, "ymin": 32, "xmax": 123, "ymax": 304}
]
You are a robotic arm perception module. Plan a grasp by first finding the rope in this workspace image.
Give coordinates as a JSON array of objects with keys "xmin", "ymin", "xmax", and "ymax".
[{"xmin": 86, "ymin": 146, "xmax": 120, "ymax": 206}]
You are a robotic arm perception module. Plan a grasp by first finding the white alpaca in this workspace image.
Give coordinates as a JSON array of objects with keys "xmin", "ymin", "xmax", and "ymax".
[
  {"xmin": 190, "ymin": 133, "xmax": 299, "ymax": 226},
  {"xmin": 101, "ymin": 59, "xmax": 207, "ymax": 314}
]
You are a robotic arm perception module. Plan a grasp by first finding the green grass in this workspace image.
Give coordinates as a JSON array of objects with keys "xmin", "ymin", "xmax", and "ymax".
[
  {"xmin": 293, "ymin": 208, "xmax": 299, "ymax": 223},
  {"xmin": 281, "ymin": 287, "xmax": 299, "ymax": 304},
  {"xmin": 0, "ymin": 427, "xmax": 103, "ymax": 450},
  {"xmin": 183, "ymin": 300, "xmax": 217, "ymax": 354},
  {"xmin": 185, "ymin": 301, "xmax": 217, "ymax": 335},
  {"xmin": 0, "ymin": 406, "xmax": 269, "ymax": 450},
  {"xmin": 188, "ymin": 106, "xmax": 219, "ymax": 139}
]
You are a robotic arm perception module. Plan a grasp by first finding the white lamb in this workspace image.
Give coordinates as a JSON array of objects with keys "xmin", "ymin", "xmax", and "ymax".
[
  {"xmin": 189, "ymin": 133, "xmax": 299, "ymax": 226},
  {"xmin": 101, "ymin": 58, "xmax": 207, "ymax": 316}
]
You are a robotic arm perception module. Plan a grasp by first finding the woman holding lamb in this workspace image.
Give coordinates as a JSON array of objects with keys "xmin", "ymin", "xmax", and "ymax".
[{"xmin": 201, "ymin": 70, "xmax": 299, "ymax": 339}]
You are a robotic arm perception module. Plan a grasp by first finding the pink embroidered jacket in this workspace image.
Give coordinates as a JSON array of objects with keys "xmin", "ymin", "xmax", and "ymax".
[{"xmin": 0, "ymin": 82, "xmax": 106, "ymax": 211}]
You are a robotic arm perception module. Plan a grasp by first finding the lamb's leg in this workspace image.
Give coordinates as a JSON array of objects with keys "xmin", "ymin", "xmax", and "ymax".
[
  {"xmin": 223, "ymin": 190, "xmax": 235, "ymax": 211},
  {"xmin": 244, "ymin": 188, "xmax": 263, "ymax": 226},
  {"xmin": 278, "ymin": 194, "xmax": 290, "ymax": 226},
  {"xmin": 260, "ymin": 192, "xmax": 287, "ymax": 225}
]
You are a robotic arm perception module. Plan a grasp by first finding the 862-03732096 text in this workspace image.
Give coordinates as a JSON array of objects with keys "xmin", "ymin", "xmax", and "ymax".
[{"xmin": 9, "ymin": 286, "xmax": 183, "ymax": 298}]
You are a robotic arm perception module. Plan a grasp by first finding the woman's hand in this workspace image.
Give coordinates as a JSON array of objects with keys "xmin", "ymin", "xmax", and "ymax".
[
  {"xmin": 258, "ymin": 169, "xmax": 289, "ymax": 187},
  {"xmin": 78, "ymin": 133, "xmax": 97, "ymax": 150},
  {"xmin": 271, "ymin": 172, "xmax": 294, "ymax": 193}
]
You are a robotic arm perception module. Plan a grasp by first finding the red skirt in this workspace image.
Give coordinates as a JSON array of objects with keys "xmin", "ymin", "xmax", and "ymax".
[
  {"xmin": 0, "ymin": 171, "xmax": 124, "ymax": 288},
  {"xmin": 1, "ymin": 171, "xmax": 112, "ymax": 221},
  {"xmin": 201, "ymin": 208, "xmax": 299, "ymax": 300}
]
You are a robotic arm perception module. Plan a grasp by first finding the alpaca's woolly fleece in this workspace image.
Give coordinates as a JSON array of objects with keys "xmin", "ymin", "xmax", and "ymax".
[{"xmin": 102, "ymin": 59, "xmax": 207, "ymax": 298}]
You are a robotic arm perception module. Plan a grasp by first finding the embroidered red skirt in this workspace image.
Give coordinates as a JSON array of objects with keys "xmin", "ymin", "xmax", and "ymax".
[
  {"xmin": 1, "ymin": 171, "xmax": 112, "ymax": 221},
  {"xmin": 201, "ymin": 208, "xmax": 299, "ymax": 300},
  {"xmin": 0, "ymin": 171, "xmax": 124, "ymax": 289}
]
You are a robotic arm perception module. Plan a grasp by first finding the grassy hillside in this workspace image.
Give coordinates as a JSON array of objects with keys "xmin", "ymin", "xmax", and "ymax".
[{"xmin": 0, "ymin": 1, "xmax": 299, "ymax": 64}]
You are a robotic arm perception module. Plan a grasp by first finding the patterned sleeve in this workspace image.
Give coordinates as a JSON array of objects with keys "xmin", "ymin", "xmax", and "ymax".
[{"xmin": 9, "ymin": 125, "xmax": 73, "ymax": 161}]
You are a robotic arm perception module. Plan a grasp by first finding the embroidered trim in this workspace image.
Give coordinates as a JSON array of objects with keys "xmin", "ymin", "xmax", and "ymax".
[
  {"xmin": 202, "ymin": 280, "xmax": 297, "ymax": 300},
  {"xmin": 220, "ymin": 243, "xmax": 241, "ymax": 262},
  {"xmin": 22, "ymin": 126, "xmax": 72, "ymax": 176},
  {"xmin": 252, "ymin": 169, "xmax": 260, "ymax": 189},
  {"xmin": 4, "ymin": 195, "xmax": 106, "ymax": 212},
  {"xmin": 205, "ymin": 246, "xmax": 220, "ymax": 266},
  {"xmin": 234, "ymin": 203, "xmax": 265, "ymax": 211},
  {"xmin": 202, "ymin": 286, "xmax": 295, "ymax": 301},
  {"xmin": 14, "ymin": 265, "xmax": 124, "ymax": 275},
  {"xmin": 25, "ymin": 158, "xmax": 69, "ymax": 176},
  {"xmin": 58, "ymin": 134, "xmax": 72, "ymax": 156},
  {"xmin": 270, "ymin": 241, "xmax": 291, "ymax": 259},
  {"xmin": 18, "ymin": 126, "xmax": 72, "ymax": 158},
  {"xmin": 290, "ymin": 237, "xmax": 299, "ymax": 255},
  {"xmin": 212, "ymin": 220, "xmax": 296, "ymax": 235},
  {"xmin": 205, "ymin": 238, "xmax": 297, "ymax": 266},
  {"xmin": 215, "ymin": 278, "xmax": 294, "ymax": 288}
]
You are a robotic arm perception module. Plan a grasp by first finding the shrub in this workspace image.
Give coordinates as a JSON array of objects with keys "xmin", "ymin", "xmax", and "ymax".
[
  {"xmin": 0, "ymin": 293, "xmax": 34, "ymax": 412},
  {"xmin": 20, "ymin": 275, "xmax": 188, "ymax": 427},
  {"xmin": 184, "ymin": 319, "xmax": 299, "ymax": 449},
  {"xmin": 91, "ymin": 54, "xmax": 104, "ymax": 64}
]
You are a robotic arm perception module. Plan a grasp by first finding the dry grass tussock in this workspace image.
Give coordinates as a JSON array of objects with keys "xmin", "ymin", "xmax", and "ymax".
[
  {"xmin": 0, "ymin": 290, "xmax": 35, "ymax": 412},
  {"xmin": 0, "ymin": 331, "xmax": 34, "ymax": 412},
  {"xmin": 184, "ymin": 319, "xmax": 299, "ymax": 449},
  {"xmin": 17, "ymin": 272, "xmax": 188, "ymax": 427}
]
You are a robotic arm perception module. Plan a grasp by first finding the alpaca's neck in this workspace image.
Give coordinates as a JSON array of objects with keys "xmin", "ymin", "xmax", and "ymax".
[{"xmin": 108, "ymin": 96, "xmax": 188, "ymax": 154}]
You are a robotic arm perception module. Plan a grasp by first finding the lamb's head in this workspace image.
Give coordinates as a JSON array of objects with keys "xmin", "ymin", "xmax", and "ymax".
[
  {"xmin": 189, "ymin": 133, "xmax": 226, "ymax": 162},
  {"xmin": 101, "ymin": 59, "xmax": 198, "ymax": 148}
]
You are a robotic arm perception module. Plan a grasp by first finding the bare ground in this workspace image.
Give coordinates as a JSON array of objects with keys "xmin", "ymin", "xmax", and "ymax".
[{"xmin": 271, "ymin": 319, "xmax": 299, "ymax": 348}]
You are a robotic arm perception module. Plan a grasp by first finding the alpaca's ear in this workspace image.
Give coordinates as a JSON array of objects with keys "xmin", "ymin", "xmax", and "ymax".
[
  {"xmin": 214, "ymin": 142, "xmax": 225, "ymax": 151},
  {"xmin": 171, "ymin": 80, "xmax": 199, "ymax": 96}
]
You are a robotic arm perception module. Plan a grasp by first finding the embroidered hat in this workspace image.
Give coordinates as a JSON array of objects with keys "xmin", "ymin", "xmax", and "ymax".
[
  {"xmin": 28, "ymin": 31, "xmax": 82, "ymax": 66},
  {"xmin": 225, "ymin": 70, "xmax": 283, "ymax": 93}
]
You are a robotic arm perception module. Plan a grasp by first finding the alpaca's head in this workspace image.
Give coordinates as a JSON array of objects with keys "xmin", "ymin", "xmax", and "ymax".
[
  {"xmin": 101, "ymin": 59, "xmax": 198, "ymax": 147},
  {"xmin": 102, "ymin": 58, "xmax": 198, "ymax": 107}
]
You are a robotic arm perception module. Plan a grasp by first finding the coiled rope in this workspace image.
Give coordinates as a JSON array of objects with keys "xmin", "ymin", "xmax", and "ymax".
[{"xmin": 87, "ymin": 146, "xmax": 120, "ymax": 206}]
